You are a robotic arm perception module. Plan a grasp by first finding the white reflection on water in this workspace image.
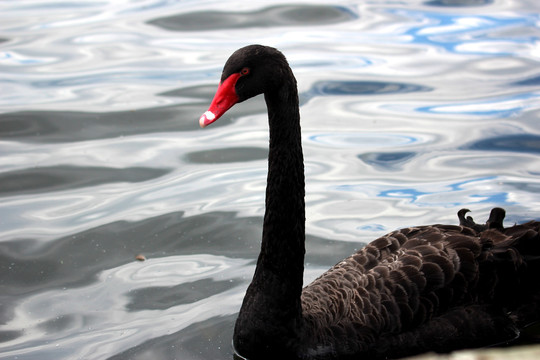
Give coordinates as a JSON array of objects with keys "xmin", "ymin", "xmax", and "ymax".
[
  {"xmin": 307, "ymin": 132, "xmax": 434, "ymax": 148},
  {"xmin": 2, "ymin": 255, "xmax": 249, "ymax": 359}
]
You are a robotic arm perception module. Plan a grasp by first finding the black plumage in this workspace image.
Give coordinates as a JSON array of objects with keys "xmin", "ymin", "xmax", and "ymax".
[
  {"xmin": 301, "ymin": 210, "xmax": 540, "ymax": 359},
  {"xmin": 199, "ymin": 45, "xmax": 540, "ymax": 360}
]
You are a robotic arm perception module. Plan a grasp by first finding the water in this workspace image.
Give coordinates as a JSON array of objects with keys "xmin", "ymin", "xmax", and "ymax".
[{"xmin": 1, "ymin": 1, "xmax": 540, "ymax": 359}]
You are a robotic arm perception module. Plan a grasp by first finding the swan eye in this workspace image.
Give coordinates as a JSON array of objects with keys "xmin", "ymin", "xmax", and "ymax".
[{"xmin": 240, "ymin": 67, "xmax": 250, "ymax": 76}]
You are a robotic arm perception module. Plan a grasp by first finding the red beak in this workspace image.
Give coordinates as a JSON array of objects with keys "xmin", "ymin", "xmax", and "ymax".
[{"xmin": 199, "ymin": 73, "xmax": 241, "ymax": 128}]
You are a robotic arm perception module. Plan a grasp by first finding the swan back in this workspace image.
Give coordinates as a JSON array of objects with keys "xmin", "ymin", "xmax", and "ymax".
[{"xmin": 300, "ymin": 210, "xmax": 540, "ymax": 358}]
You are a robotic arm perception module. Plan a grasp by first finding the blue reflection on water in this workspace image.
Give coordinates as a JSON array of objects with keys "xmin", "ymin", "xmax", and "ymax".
[
  {"xmin": 338, "ymin": 176, "xmax": 510, "ymax": 207},
  {"xmin": 378, "ymin": 187, "xmax": 429, "ymax": 202},
  {"xmin": 376, "ymin": 176, "xmax": 510, "ymax": 207},
  {"xmin": 466, "ymin": 134, "xmax": 540, "ymax": 154},
  {"xmin": 306, "ymin": 80, "xmax": 431, "ymax": 97},
  {"xmin": 391, "ymin": 9, "xmax": 540, "ymax": 55},
  {"xmin": 417, "ymin": 93, "xmax": 540, "ymax": 117}
]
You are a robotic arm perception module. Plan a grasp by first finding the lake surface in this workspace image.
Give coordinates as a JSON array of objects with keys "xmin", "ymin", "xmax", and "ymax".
[{"xmin": 1, "ymin": 1, "xmax": 540, "ymax": 359}]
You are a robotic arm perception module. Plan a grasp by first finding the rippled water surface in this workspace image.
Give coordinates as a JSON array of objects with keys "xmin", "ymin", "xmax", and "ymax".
[{"xmin": 1, "ymin": 1, "xmax": 540, "ymax": 359}]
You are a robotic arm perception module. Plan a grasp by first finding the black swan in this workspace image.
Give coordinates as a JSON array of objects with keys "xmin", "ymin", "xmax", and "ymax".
[{"xmin": 198, "ymin": 45, "xmax": 540, "ymax": 360}]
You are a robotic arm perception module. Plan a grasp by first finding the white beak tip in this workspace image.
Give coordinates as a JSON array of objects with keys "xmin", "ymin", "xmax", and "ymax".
[{"xmin": 199, "ymin": 111, "xmax": 216, "ymax": 128}]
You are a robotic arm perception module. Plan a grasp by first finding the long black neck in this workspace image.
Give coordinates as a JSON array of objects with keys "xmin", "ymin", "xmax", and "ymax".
[{"xmin": 234, "ymin": 71, "xmax": 305, "ymax": 358}]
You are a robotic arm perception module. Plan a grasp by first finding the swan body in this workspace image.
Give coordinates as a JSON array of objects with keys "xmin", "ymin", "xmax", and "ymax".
[{"xmin": 199, "ymin": 45, "xmax": 540, "ymax": 360}]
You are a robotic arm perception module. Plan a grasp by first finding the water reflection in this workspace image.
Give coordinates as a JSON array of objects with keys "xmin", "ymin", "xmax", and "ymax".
[
  {"xmin": 417, "ymin": 93, "xmax": 540, "ymax": 117},
  {"xmin": 1, "ymin": 254, "xmax": 248, "ymax": 360},
  {"xmin": 186, "ymin": 147, "xmax": 268, "ymax": 164},
  {"xmin": 126, "ymin": 278, "xmax": 242, "ymax": 311},
  {"xmin": 392, "ymin": 9, "xmax": 539, "ymax": 55},
  {"xmin": 425, "ymin": 0, "xmax": 494, "ymax": 7},
  {"xmin": 359, "ymin": 151, "xmax": 416, "ymax": 170},
  {"xmin": 514, "ymin": 75, "xmax": 540, "ymax": 86},
  {"xmin": 0, "ymin": 166, "xmax": 170, "ymax": 196},
  {"xmin": 0, "ymin": 209, "xmax": 339, "ymax": 359},
  {"xmin": 0, "ymin": 105, "xmax": 205, "ymax": 142},
  {"xmin": 307, "ymin": 132, "xmax": 431, "ymax": 148},
  {"xmin": 306, "ymin": 80, "xmax": 431, "ymax": 97},
  {"xmin": 465, "ymin": 134, "xmax": 540, "ymax": 154},
  {"xmin": 148, "ymin": 5, "xmax": 357, "ymax": 31}
]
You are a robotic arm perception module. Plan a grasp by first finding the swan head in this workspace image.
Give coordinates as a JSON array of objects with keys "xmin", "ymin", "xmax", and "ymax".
[{"xmin": 199, "ymin": 45, "xmax": 290, "ymax": 127}]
